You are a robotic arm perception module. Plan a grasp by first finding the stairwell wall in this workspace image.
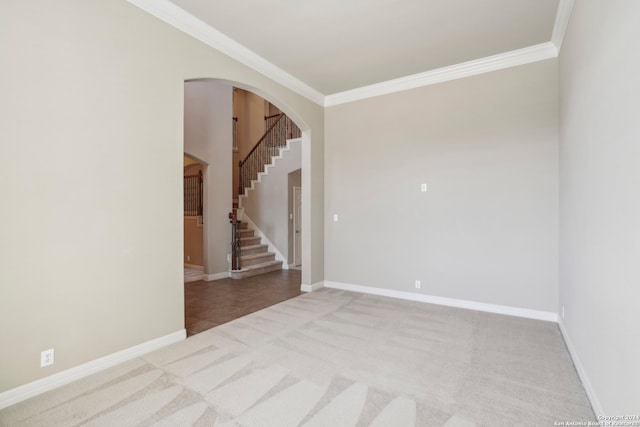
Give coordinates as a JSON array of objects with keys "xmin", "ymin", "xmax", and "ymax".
[
  {"xmin": 184, "ymin": 81, "xmax": 232, "ymax": 276},
  {"xmin": 325, "ymin": 59, "xmax": 559, "ymax": 313},
  {"xmin": 242, "ymin": 139, "xmax": 302, "ymax": 262}
]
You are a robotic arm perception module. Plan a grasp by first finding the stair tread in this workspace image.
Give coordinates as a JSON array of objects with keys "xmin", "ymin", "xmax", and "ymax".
[
  {"xmin": 241, "ymin": 252, "xmax": 275, "ymax": 260},
  {"xmin": 241, "ymin": 244, "xmax": 268, "ymax": 250},
  {"xmin": 240, "ymin": 260, "xmax": 282, "ymax": 270}
]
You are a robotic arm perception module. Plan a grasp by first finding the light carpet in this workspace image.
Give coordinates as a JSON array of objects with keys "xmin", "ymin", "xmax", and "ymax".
[{"xmin": 0, "ymin": 289, "xmax": 595, "ymax": 426}]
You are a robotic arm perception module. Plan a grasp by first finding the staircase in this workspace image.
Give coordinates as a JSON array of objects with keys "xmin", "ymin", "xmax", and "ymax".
[
  {"xmin": 230, "ymin": 221, "xmax": 283, "ymax": 279},
  {"xmin": 229, "ymin": 112, "xmax": 300, "ymax": 279}
]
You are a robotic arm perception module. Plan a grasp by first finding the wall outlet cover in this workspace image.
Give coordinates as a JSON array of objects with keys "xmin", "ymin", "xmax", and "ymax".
[{"xmin": 41, "ymin": 349, "xmax": 54, "ymax": 367}]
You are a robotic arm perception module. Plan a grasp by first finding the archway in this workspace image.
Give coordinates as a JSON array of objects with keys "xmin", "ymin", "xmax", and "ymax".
[
  {"xmin": 182, "ymin": 78, "xmax": 313, "ymax": 334},
  {"xmin": 183, "ymin": 78, "xmax": 312, "ymax": 286}
]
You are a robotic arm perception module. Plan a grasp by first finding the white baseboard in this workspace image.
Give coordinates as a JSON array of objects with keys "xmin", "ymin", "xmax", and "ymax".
[
  {"xmin": 558, "ymin": 320, "xmax": 604, "ymax": 417},
  {"xmin": 204, "ymin": 271, "xmax": 230, "ymax": 281},
  {"xmin": 183, "ymin": 263, "xmax": 204, "ymax": 270},
  {"xmin": 301, "ymin": 281, "xmax": 324, "ymax": 293},
  {"xmin": 0, "ymin": 329, "xmax": 186, "ymax": 410},
  {"xmin": 323, "ymin": 281, "xmax": 558, "ymax": 322}
]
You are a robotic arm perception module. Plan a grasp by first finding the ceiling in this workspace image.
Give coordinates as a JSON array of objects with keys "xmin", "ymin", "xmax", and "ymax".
[{"xmin": 131, "ymin": 0, "xmax": 570, "ymax": 104}]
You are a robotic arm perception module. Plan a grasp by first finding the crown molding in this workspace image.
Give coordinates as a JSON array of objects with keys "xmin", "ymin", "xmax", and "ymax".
[
  {"xmin": 324, "ymin": 42, "xmax": 558, "ymax": 106},
  {"xmin": 130, "ymin": 0, "xmax": 567, "ymax": 108},
  {"xmin": 127, "ymin": 0, "xmax": 325, "ymax": 106},
  {"xmin": 551, "ymin": 0, "xmax": 576, "ymax": 51}
]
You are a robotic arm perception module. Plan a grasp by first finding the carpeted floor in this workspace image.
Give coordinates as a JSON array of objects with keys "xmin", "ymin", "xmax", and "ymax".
[{"xmin": 0, "ymin": 289, "xmax": 595, "ymax": 426}]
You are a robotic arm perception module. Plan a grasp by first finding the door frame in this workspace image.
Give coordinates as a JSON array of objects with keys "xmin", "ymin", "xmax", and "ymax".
[{"xmin": 293, "ymin": 186, "xmax": 302, "ymax": 267}]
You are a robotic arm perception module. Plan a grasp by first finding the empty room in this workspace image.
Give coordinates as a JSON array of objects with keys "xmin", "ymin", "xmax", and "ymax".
[{"xmin": 0, "ymin": 0, "xmax": 638, "ymax": 425}]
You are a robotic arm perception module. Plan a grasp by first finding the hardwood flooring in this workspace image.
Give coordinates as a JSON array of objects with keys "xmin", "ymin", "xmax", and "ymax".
[{"xmin": 184, "ymin": 269, "xmax": 302, "ymax": 336}]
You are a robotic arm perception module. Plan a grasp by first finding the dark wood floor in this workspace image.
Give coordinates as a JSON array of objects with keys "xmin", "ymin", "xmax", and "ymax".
[{"xmin": 184, "ymin": 269, "xmax": 302, "ymax": 336}]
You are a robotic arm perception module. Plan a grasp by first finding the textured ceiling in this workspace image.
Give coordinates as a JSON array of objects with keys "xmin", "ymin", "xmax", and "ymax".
[{"xmin": 170, "ymin": 0, "xmax": 559, "ymax": 95}]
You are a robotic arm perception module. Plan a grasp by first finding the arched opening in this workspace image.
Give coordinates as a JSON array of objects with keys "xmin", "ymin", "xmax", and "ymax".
[{"xmin": 182, "ymin": 78, "xmax": 312, "ymax": 335}]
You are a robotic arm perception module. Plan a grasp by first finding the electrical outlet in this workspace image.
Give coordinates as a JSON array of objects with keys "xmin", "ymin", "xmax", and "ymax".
[
  {"xmin": 333, "ymin": 214, "xmax": 339, "ymax": 222},
  {"xmin": 41, "ymin": 348, "xmax": 54, "ymax": 367},
  {"xmin": 415, "ymin": 280, "xmax": 421, "ymax": 289},
  {"xmin": 421, "ymin": 183, "xmax": 428, "ymax": 192},
  {"xmin": 187, "ymin": 255, "xmax": 191, "ymax": 262}
]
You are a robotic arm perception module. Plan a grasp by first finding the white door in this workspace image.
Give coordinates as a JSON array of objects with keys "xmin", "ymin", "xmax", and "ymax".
[{"xmin": 293, "ymin": 186, "xmax": 302, "ymax": 267}]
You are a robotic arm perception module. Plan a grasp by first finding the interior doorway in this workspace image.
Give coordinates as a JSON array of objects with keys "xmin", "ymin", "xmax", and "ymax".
[{"xmin": 183, "ymin": 79, "xmax": 309, "ymax": 335}]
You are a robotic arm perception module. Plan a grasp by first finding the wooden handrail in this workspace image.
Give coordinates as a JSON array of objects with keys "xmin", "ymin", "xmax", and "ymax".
[
  {"xmin": 239, "ymin": 113, "xmax": 284, "ymax": 167},
  {"xmin": 237, "ymin": 113, "xmax": 300, "ymax": 197},
  {"xmin": 228, "ymin": 212, "xmax": 241, "ymax": 271}
]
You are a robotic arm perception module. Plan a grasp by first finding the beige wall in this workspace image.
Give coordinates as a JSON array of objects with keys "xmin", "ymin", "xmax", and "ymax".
[
  {"xmin": 183, "ymin": 218, "xmax": 204, "ymax": 266},
  {"xmin": 325, "ymin": 59, "xmax": 559, "ymax": 312},
  {"xmin": 233, "ymin": 89, "xmax": 269, "ymax": 160},
  {"xmin": 184, "ymin": 81, "xmax": 232, "ymax": 276},
  {"xmin": 0, "ymin": 0, "xmax": 324, "ymax": 393},
  {"xmin": 559, "ymin": 0, "xmax": 640, "ymax": 414},
  {"xmin": 183, "ymin": 156, "xmax": 200, "ymax": 167}
]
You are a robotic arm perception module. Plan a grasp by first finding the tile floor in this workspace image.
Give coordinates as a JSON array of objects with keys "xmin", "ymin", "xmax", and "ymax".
[{"xmin": 184, "ymin": 269, "xmax": 302, "ymax": 336}]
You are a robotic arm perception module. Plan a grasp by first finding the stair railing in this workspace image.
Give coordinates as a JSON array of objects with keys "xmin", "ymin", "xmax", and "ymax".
[
  {"xmin": 232, "ymin": 117, "xmax": 238, "ymax": 151},
  {"xmin": 238, "ymin": 113, "xmax": 301, "ymax": 196},
  {"xmin": 228, "ymin": 211, "xmax": 241, "ymax": 271},
  {"xmin": 264, "ymin": 113, "xmax": 281, "ymax": 131},
  {"xmin": 184, "ymin": 170, "xmax": 203, "ymax": 217}
]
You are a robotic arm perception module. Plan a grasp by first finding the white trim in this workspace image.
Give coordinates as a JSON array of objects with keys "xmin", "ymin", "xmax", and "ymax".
[
  {"xmin": 126, "ymin": 0, "xmax": 325, "ymax": 106},
  {"xmin": 551, "ymin": 0, "xmax": 576, "ymax": 51},
  {"xmin": 204, "ymin": 271, "xmax": 230, "ymax": 281},
  {"xmin": 293, "ymin": 185, "xmax": 302, "ymax": 267},
  {"xmin": 324, "ymin": 42, "xmax": 557, "ymax": 106},
  {"xmin": 183, "ymin": 263, "xmax": 204, "ymax": 270},
  {"xmin": 301, "ymin": 281, "xmax": 324, "ymax": 293},
  {"xmin": 558, "ymin": 320, "xmax": 605, "ymax": 417},
  {"xmin": 242, "ymin": 214, "xmax": 288, "ymax": 269},
  {"xmin": 128, "ymin": 0, "xmax": 568, "ymax": 106},
  {"xmin": 0, "ymin": 330, "xmax": 186, "ymax": 410},
  {"xmin": 323, "ymin": 281, "xmax": 558, "ymax": 322}
]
